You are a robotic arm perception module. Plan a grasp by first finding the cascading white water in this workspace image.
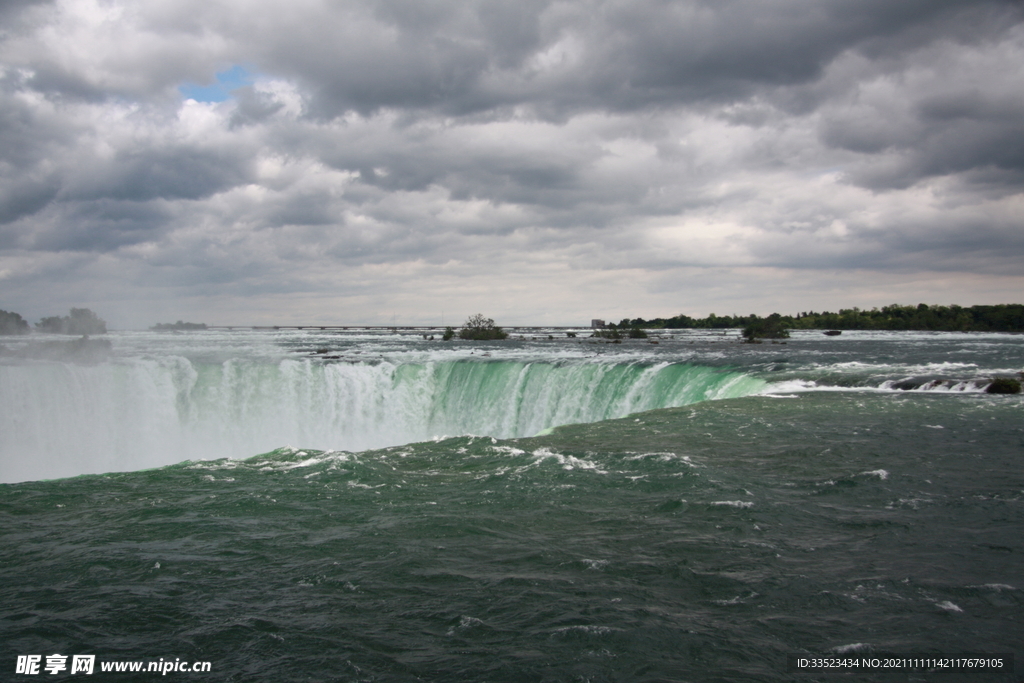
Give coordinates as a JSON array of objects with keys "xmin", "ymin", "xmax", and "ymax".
[{"xmin": 0, "ymin": 355, "xmax": 764, "ymax": 483}]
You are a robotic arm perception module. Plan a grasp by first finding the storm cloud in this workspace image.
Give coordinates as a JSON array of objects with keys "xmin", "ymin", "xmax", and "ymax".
[{"xmin": 1, "ymin": 0, "xmax": 1022, "ymax": 327}]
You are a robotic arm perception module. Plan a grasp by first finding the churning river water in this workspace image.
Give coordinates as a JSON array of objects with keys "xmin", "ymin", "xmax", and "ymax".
[{"xmin": 2, "ymin": 328, "xmax": 1022, "ymax": 681}]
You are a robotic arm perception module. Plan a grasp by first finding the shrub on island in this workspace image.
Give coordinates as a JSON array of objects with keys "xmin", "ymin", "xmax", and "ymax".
[
  {"xmin": 458, "ymin": 314, "xmax": 508, "ymax": 340},
  {"xmin": 742, "ymin": 314, "xmax": 790, "ymax": 343}
]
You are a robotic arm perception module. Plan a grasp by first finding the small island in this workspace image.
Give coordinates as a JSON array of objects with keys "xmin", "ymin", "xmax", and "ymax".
[
  {"xmin": 451, "ymin": 314, "xmax": 508, "ymax": 340},
  {"xmin": 742, "ymin": 314, "xmax": 790, "ymax": 343}
]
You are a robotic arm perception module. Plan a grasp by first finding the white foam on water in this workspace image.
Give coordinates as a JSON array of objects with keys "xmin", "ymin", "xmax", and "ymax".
[
  {"xmin": 885, "ymin": 497, "xmax": 931, "ymax": 510},
  {"xmin": 624, "ymin": 452, "xmax": 698, "ymax": 466},
  {"xmin": 530, "ymin": 448, "xmax": 606, "ymax": 473},
  {"xmin": 831, "ymin": 643, "xmax": 871, "ymax": 654},
  {"xmin": 489, "ymin": 445, "xmax": 526, "ymax": 456},
  {"xmin": 551, "ymin": 625, "xmax": 621, "ymax": 636},
  {"xmin": 714, "ymin": 592, "xmax": 758, "ymax": 605},
  {"xmin": 766, "ymin": 378, "xmax": 988, "ymax": 395},
  {"xmin": 762, "ymin": 379, "xmax": 820, "ymax": 393},
  {"xmin": 446, "ymin": 616, "xmax": 487, "ymax": 636},
  {"xmin": 879, "ymin": 379, "xmax": 985, "ymax": 393}
]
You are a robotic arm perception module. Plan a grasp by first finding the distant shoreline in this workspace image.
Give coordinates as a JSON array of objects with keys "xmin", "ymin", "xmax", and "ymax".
[
  {"xmin": 5, "ymin": 303, "xmax": 1024, "ymax": 334},
  {"xmin": 195, "ymin": 303, "xmax": 1022, "ymax": 333},
  {"xmin": 608, "ymin": 303, "xmax": 1024, "ymax": 333}
]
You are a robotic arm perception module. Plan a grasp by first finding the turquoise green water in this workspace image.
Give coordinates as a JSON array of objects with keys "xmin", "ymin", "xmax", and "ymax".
[
  {"xmin": 3, "ymin": 393, "xmax": 1023, "ymax": 681},
  {"xmin": 2, "ymin": 330, "xmax": 1022, "ymax": 680},
  {"xmin": 0, "ymin": 354, "xmax": 763, "ymax": 483}
]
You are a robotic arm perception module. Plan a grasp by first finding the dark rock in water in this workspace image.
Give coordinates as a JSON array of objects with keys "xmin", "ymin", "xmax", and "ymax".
[
  {"xmin": 824, "ymin": 330, "xmax": 842, "ymax": 336},
  {"xmin": 985, "ymin": 378, "xmax": 1022, "ymax": 394}
]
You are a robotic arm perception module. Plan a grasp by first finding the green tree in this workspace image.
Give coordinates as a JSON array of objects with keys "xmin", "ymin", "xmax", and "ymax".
[
  {"xmin": 458, "ymin": 314, "xmax": 508, "ymax": 340},
  {"xmin": 742, "ymin": 314, "xmax": 790, "ymax": 341}
]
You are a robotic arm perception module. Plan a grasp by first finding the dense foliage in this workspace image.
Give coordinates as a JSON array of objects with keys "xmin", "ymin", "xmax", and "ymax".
[
  {"xmin": 0, "ymin": 309, "xmax": 30, "ymax": 335},
  {"xmin": 36, "ymin": 308, "xmax": 108, "ymax": 335},
  {"xmin": 614, "ymin": 304, "xmax": 1024, "ymax": 333},
  {"xmin": 458, "ymin": 314, "xmax": 508, "ymax": 340},
  {"xmin": 742, "ymin": 314, "xmax": 790, "ymax": 341}
]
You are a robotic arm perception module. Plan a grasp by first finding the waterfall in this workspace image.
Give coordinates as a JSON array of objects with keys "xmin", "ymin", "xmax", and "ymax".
[{"xmin": 0, "ymin": 357, "xmax": 764, "ymax": 482}]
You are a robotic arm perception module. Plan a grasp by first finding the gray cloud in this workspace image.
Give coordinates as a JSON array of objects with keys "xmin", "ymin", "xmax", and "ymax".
[
  {"xmin": 65, "ymin": 146, "xmax": 255, "ymax": 202},
  {"xmin": 0, "ymin": 0, "xmax": 1022, "ymax": 326},
  {"xmin": 229, "ymin": 85, "xmax": 285, "ymax": 127}
]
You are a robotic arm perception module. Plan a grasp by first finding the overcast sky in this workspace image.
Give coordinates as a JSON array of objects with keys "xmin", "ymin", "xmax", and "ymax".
[{"xmin": 1, "ymin": 0, "xmax": 1022, "ymax": 328}]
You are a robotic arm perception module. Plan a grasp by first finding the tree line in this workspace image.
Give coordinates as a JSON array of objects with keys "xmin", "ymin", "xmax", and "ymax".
[{"xmin": 609, "ymin": 304, "xmax": 1024, "ymax": 332}]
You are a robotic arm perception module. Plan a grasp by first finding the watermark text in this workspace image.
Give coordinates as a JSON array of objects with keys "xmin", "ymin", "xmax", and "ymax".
[{"xmin": 16, "ymin": 655, "xmax": 211, "ymax": 675}]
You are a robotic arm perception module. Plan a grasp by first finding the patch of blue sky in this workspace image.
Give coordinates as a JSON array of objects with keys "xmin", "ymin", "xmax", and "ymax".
[{"xmin": 179, "ymin": 65, "xmax": 255, "ymax": 103}]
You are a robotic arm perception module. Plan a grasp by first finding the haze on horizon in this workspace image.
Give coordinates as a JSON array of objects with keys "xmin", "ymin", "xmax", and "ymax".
[{"xmin": 1, "ymin": 0, "xmax": 1022, "ymax": 329}]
